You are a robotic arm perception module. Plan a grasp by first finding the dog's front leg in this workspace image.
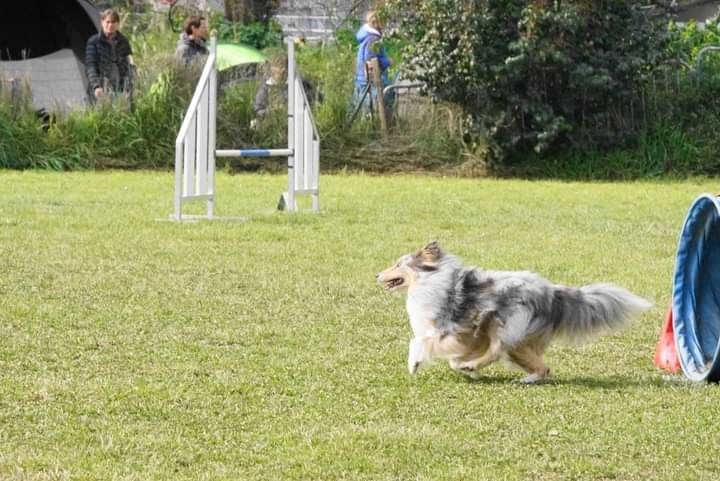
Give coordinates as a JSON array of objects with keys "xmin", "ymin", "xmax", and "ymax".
[
  {"xmin": 408, "ymin": 330, "xmax": 467, "ymax": 375},
  {"xmin": 407, "ymin": 336, "xmax": 431, "ymax": 375}
]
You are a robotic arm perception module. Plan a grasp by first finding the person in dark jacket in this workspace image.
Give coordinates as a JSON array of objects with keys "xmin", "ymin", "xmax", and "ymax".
[
  {"xmin": 85, "ymin": 9, "xmax": 133, "ymax": 101},
  {"xmin": 175, "ymin": 16, "xmax": 209, "ymax": 64}
]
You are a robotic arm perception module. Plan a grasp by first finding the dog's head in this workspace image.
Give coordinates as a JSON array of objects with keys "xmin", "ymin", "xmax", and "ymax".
[{"xmin": 376, "ymin": 241, "xmax": 445, "ymax": 292}]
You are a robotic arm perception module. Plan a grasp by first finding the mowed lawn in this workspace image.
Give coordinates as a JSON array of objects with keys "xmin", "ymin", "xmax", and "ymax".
[{"xmin": 1, "ymin": 170, "xmax": 719, "ymax": 481}]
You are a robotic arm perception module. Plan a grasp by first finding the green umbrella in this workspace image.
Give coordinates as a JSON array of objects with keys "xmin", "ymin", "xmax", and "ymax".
[{"xmin": 216, "ymin": 43, "xmax": 267, "ymax": 71}]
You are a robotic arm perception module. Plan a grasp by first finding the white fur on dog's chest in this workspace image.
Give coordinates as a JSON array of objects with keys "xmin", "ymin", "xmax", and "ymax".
[{"xmin": 406, "ymin": 297, "xmax": 436, "ymax": 336}]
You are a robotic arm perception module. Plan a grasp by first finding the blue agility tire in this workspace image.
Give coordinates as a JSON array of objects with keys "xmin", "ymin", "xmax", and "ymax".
[{"xmin": 672, "ymin": 194, "xmax": 720, "ymax": 382}]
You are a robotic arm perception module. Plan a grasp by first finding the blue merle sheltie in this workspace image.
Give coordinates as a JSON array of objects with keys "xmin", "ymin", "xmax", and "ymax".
[{"xmin": 376, "ymin": 242, "xmax": 652, "ymax": 384}]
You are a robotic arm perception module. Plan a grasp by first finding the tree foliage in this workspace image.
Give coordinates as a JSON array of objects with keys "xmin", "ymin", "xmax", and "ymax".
[
  {"xmin": 224, "ymin": 0, "xmax": 278, "ymax": 23},
  {"xmin": 388, "ymin": 0, "xmax": 671, "ymax": 163}
]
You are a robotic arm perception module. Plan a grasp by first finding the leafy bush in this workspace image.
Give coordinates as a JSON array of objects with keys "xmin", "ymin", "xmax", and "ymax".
[
  {"xmin": 648, "ymin": 20, "xmax": 720, "ymax": 174},
  {"xmin": 388, "ymin": 0, "xmax": 671, "ymax": 165},
  {"xmin": 215, "ymin": 16, "xmax": 283, "ymax": 50},
  {"xmin": 668, "ymin": 19, "xmax": 720, "ymax": 62}
]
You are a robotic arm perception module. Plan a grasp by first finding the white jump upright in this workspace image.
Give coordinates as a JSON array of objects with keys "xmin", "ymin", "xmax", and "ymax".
[
  {"xmin": 172, "ymin": 36, "xmax": 320, "ymax": 221},
  {"xmin": 173, "ymin": 36, "xmax": 218, "ymax": 221}
]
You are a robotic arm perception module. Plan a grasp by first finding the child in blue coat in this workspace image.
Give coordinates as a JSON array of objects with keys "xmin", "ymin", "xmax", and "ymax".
[{"xmin": 353, "ymin": 11, "xmax": 394, "ymax": 113}]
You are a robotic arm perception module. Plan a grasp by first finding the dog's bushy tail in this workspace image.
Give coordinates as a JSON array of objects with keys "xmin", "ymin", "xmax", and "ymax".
[{"xmin": 553, "ymin": 283, "xmax": 652, "ymax": 342}]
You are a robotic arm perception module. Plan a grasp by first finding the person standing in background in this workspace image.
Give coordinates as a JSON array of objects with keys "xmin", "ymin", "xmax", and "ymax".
[
  {"xmin": 176, "ymin": 16, "xmax": 209, "ymax": 64},
  {"xmin": 85, "ymin": 9, "xmax": 133, "ymax": 102},
  {"xmin": 353, "ymin": 10, "xmax": 393, "ymax": 112}
]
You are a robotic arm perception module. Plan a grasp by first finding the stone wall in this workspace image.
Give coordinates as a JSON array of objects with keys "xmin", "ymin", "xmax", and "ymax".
[
  {"xmin": 275, "ymin": 0, "xmax": 370, "ymax": 41},
  {"xmin": 674, "ymin": 0, "xmax": 720, "ymax": 22}
]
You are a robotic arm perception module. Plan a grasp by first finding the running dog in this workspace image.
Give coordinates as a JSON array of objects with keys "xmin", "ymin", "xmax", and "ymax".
[{"xmin": 376, "ymin": 242, "xmax": 652, "ymax": 383}]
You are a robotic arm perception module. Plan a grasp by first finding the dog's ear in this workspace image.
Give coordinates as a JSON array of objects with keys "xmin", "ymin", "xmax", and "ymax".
[{"xmin": 419, "ymin": 241, "xmax": 443, "ymax": 264}]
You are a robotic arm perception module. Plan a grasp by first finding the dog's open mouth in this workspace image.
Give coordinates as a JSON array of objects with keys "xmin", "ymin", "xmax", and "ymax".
[{"xmin": 384, "ymin": 278, "xmax": 405, "ymax": 290}]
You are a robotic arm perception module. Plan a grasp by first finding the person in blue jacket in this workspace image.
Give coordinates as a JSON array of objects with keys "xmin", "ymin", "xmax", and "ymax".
[{"xmin": 353, "ymin": 11, "xmax": 393, "ymax": 113}]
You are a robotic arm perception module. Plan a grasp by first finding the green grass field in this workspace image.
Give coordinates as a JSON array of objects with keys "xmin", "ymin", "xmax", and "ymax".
[{"xmin": 1, "ymin": 170, "xmax": 719, "ymax": 481}]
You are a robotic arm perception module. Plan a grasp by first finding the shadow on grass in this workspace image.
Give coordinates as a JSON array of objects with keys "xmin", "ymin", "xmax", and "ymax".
[{"xmin": 455, "ymin": 372, "xmax": 696, "ymax": 390}]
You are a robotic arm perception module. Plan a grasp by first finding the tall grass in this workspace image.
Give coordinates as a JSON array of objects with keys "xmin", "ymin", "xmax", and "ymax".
[
  {"xmin": 0, "ymin": 80, "xmax": 90, "ymax": 170},
  {"xmin": 0, "ymin": 65, "xmax": 195, "ymax": 170}
]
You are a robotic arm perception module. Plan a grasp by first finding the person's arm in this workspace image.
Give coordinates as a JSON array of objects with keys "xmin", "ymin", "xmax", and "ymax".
[
  {"xmin": 253, "ymin": 82, "xmax": 270, "ymax": 117},
  {"xmin": 121, "ymin": 36, "xmax": 134, "ymax": 93},
  {"xmin": 125, "ymin": 55, "xmax": 134, "ymax": 94},
  {"xmin": 371, "ymin": 38, "xmax": 392, "ymax": 71},
  {"xmin": 85, "ymin": 37, "xmax": 102, "ymax": 96},
  {"xmin": 250, "ymin": 82, "xmax": 270, "ymax": 128},
  {"xmin": 377, "ymin": 48, "xmax": 392, "ymax": 71},
  {"xmin": 366, "ymin": 37, "xmax": 391, "ymax": 71}
]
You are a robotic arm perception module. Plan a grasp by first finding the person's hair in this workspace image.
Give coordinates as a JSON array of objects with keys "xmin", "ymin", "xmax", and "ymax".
[
  {"xmin": 365, "ymin": 10, "xmax": 385, "ymax": 30},
  {"xmin": 184, "ymin": 16, "xmax": 206, "ymax": 35},
  {"xmin": 263, "ymin": 50, "xmax": 288, "ymax": 82},
  {"xmin": 100, "ymin": 9, "xmax": 120, "ymax": 23}
]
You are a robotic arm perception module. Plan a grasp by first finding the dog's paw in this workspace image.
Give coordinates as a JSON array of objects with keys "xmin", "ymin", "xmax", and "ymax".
[
  {"xmin": 449, "ymin": 359, "xmax": 479, "ymax": 379},
  {"xmin": 459, "ymin": 367, "xmax": 480, "ymax": 380},
  {"xmin": 407, "ymin": 337, "xmax": 427, "ymax": 375},
  {"xmin": 518, "ymin": 369, "xmax": 551, "ymax": 385},
  {"xmin": 454, "ymin": 359, "xmax": 479, "ymax": 372}
]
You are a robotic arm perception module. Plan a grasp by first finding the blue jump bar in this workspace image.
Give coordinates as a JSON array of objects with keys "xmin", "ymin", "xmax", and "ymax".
[{"xmin": 216, "ymin": 149, "xmax": 293, "ymax": 158}]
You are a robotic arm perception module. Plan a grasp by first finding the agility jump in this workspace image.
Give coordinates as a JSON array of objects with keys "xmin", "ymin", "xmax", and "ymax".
[{"xmin": 172, "ymin": 36, "xmax": 320, "ymax": 221}]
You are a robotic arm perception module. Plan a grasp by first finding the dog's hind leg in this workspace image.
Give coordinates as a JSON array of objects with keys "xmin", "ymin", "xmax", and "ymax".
[
  {"xmin": 454, "ymin": 335, "xmax": 503, "ymax": 373},
  {"xmin": 507, "ymin": 343, "xmax": 551, "ymax": 384}
]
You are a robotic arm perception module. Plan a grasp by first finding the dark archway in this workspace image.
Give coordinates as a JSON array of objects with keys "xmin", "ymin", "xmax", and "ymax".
[{"xmin": 1, "ymin": 0, "xmax": 99, "ymax": 61}]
